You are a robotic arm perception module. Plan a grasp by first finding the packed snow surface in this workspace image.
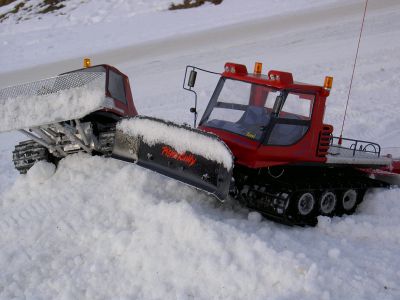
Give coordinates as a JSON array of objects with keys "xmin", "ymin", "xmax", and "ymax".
[
  {"xmin": 119, "ymin": 117, "xmax": 233, "ymax": 170},
  {"xmin": 1, "ymin": 0, "xmax": 400, "ymax": 299},
  {"xmin": 0, "ymin": 72, "xmax": 106, "ymax": 132}
]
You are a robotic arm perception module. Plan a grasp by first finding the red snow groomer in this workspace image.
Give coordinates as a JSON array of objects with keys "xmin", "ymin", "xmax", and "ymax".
[
  {"xmin": 183, "ymin": 62, "xmax": 400, "ymax": 225},
  {"xmin": 1, "ymin": 60, "xmax": 399, "ymax": 226}
]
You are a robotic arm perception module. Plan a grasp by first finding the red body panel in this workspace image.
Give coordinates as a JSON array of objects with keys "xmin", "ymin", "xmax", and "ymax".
[
  {"xmin": 392, "ymin": 161, "xmax": 400, "ymax": 174},
  {"xmin": 380, "ymin": 160, "xmax": 400, "ymax": 174}
]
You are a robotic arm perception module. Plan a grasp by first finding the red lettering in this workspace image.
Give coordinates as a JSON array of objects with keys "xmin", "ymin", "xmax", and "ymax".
[{"xmin": 161, "ymin": 146, "xmax": 197, "ymax": 167}]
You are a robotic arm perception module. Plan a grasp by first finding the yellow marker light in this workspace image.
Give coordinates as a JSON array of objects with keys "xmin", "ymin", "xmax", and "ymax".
[
  {"xmin": 324, "ymin": 76, "xmax": 333, "ymax": 90},
  {"xmin": 254, "ymin": 62, "xmax": 262, "ymax": 75},
  {"xmin": 83, "ymin": 58, "xmax": 91, "ymax": 68}
]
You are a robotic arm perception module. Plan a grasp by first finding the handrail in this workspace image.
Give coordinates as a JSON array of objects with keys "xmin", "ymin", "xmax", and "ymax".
[{"xmin": 329, "ymin": 136, "xmax": 381, "ymax": 157}]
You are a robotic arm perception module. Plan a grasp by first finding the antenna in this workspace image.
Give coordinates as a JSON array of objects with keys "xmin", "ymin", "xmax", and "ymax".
[{"xmin": 339, "ymin": 0, "xmax": 369, "ymax": 144}]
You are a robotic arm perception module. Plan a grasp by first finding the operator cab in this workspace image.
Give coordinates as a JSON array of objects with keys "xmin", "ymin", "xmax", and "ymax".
[{"xmin": 199, "ymin": 77, "xmax": 314, "ymax": 146}]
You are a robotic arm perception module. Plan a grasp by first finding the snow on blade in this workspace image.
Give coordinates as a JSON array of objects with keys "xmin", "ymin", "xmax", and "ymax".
[
  {"xmin": 118, "ymin": 117, "xmax": 233, "ymax": 170},
  {"xmin": 0, "ymin": 72, "xmax": 106, "ymax": 132}
]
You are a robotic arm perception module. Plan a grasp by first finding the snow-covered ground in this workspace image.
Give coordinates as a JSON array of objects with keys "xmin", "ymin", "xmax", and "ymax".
[{"xmin": 1, "ymin": 0, "xmax": 400, "ymax": 299}]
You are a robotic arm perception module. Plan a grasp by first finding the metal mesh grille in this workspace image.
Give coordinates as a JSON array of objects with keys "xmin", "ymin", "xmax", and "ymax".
[{"xmin": 0, "ymin": 71, "xmax": 105, "ymax": 100}]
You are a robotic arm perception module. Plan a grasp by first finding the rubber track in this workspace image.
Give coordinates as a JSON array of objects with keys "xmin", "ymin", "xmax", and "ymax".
[{"xmin": 12, "ymin": 140, "xmax": 49, "ymax": 174}]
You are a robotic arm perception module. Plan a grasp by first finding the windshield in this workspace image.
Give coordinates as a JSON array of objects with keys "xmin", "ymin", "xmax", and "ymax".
[{"xmin": 200, "ymin": 78, "xmax": 314, "ymax": 144}]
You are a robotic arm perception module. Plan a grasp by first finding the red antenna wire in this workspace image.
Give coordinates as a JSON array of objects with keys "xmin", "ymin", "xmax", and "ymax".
[{"xmin": 339, "ymin": 0, "xmax": 369, "ymax": 144}]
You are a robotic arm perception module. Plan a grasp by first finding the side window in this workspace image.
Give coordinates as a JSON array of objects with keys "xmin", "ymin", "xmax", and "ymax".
[
  {"xmin": 268, "ymin": 123, "xmax": 309, "ymax": 145},
  {"xmin": 264, "ymin": 92, "xmax": 314, "ymax": 146},
  {"xmin": 108, "ymin": 70, "xmax": 127, "ymax": 103},
  {"xmin": 280, "ymin": 92, "xmax": 313, "ymax": 119},
  {"xmin": 208, "ymin": 107, "xmax": 244, "ymax": 123}
]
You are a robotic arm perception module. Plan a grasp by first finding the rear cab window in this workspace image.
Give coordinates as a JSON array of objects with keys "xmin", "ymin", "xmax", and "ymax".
[{"xmin": 108, "ymin": 70, "xmax": 127, "ymax": 104}]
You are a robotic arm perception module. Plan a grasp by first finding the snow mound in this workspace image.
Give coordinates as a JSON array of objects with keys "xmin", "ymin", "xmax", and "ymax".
[
  {"xmin": 26, "ymin": 160, "xmax": 55, "ymax": 184},
  {"xmin": 248, "ymin": 211, "xmax": 262, "ymax": 223}
]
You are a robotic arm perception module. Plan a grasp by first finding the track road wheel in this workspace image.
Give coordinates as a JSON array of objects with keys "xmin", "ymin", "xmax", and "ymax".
[
  {"xmin": 338, "ymin": 189, "xmax": 358, "ymax": 215},
  {"xmin": 293, "ymin": 192, "xmax": 316, "ymax": 220},
  {"xmin": 318, "ymin": 191, "xmax": 337, "ymax": 216}
]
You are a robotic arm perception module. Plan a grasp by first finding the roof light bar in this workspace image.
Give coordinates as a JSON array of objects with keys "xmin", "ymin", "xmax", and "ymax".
[{"xmin": 223, "ymin": 63, "xmax": 248, "ymax": 76}]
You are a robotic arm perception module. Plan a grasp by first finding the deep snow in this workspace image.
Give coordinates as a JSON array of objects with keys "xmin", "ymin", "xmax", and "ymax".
[
  {"xmin": 1, "ymin": 155, "xmax": 400, "ymax": 299},
  {"xmin": 1, "ymin": 0, "xmax": 400, "ymax": 299}
]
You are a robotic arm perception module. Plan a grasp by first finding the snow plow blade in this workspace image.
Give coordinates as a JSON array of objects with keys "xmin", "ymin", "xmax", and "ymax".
[
  {"xmin": 0, "ymin": 70, "xmax": 107, "ymax": 133},
  {"xmin": 112, "ymin": 116, "xmax": 234, "ymax": 200}
]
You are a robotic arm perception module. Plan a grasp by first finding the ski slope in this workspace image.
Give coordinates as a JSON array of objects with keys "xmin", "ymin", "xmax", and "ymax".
[{"xmin": 1, "ymin": 0, "xmax": 400, "ymax": 299}]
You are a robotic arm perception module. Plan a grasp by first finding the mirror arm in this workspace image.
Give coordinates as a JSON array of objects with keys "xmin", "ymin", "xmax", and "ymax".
[
  {"xmin": 190, "ymin": 90, "xmax": 198, "ymax": 128},
  {"xmin": 183, "ymin": 66, "xmax": 198, "ymax": 127},
  {"xmin": 182, "ymin": 65, "xmax": 221, "ymax": 128}
]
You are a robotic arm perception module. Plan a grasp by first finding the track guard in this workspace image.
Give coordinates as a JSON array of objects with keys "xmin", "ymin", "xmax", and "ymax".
[{"xmin": 112, "ymin": 116, "xmax": 233, "ymax": 200}]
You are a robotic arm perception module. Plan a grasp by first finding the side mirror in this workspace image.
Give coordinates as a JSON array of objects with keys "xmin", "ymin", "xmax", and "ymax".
[
  {"xmin": 188, "ymin": 70, "xmax": 197, "ymax": 88},
  {"xmin": 272, "ymin": 95, "xmax": 284, "ymax": 116}
]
